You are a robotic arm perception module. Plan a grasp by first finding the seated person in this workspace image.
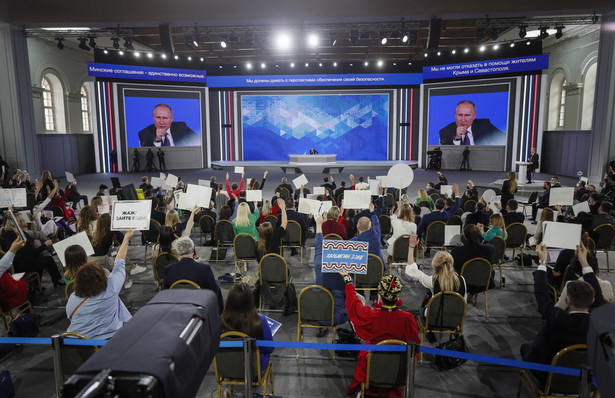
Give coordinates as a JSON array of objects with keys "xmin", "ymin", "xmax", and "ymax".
[
  {"xmin": 66, "ymin": 231, "xmax": 134, "ymax": 339},
  {"xmin": 321, "ymin": 206, "xmax": 347, "ymax": 239},
  {"xmin": 478, "ymin": 213, "xmax": 507, "ymax": 242},
  {"xmin": 341, "ymin": 272, "xmax": 420, "ymax": 397},
  {"xmin": 496, "ymin": 199, "xmax": 525, "ymax": 226},
  {"xmin": 415, "ymin": 188, "xmax": 434, "ymax": 211},
  {"xmin": 387, "ymin": 203, "xmax": 417, "ymax": 256},
  {"xmin": 417, "ymin": 184, "xmax": 460, "ymax": 239},
  {"xmin": 464, "ymin": 201, "xmax": 490, "ymax": 227},
  {"xmin": 351, "ymin": 201, "xmax": 385, "ymax": 266},
  {"xmin": 451, "ymin": 224, "xmax": 495, "ymax": 274},
  {"xmin": 257, "ymin": 199, "xmax": 287, "ymax": 262},
  {"xmin": 163, "ymin": 237, "xmax": 223, "ymax": 313},
  {"xmin": 232, "ymin": 202, "xmax": 260, "ymax": 241},
  {"xmin": 220, "ymin": 282, "xmax": 274, "ymax": 371},
  {"xmin": 0, "ymin": 236, "xmax": 29, "ymax": 312}
]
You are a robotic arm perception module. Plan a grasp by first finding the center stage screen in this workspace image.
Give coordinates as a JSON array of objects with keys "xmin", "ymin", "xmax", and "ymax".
[{"xmin": 241, "ymin": 93, "xmax": 389, "ymax": 160}]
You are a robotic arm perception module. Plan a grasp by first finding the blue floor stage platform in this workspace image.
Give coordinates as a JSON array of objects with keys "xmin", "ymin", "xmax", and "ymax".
[{"xmin": 211, "ymin": 160, "xmax": 418, "ymax": 174}]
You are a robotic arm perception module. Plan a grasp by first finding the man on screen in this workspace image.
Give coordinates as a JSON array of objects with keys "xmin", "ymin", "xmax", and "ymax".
[
  {"xmin": 138, "ymin": 104, "xmax": 200, "ymax": 147},
  {"xmin": 439, "ymin": 100, "xmax": 506, "ymax": 145}
]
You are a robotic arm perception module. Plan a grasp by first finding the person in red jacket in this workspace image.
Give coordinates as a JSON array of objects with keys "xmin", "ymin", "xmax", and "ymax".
[
  {"xmin": 0, "ymin": 235, "xmax": 28, "ymax": 310},
  {"xmin": 341, "ymin": 273, "xmax": 420, "ymax": 397},
  {"xmin": 225, "ymin": 171, "xmax": 245, "ymax": 199},
  {"xmin": 321, "ymin": 206, "xmax": 347, "ymax": 239},
  {"xmin": 48, "ymin": 180, "xmax": 75, "ymax": 220}
]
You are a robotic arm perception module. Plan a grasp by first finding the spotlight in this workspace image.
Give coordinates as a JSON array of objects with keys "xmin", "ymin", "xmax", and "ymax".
[
  {"xmin": 290, "ymin": 62, "xmax": 295, "ymax": 68},
  {"xmin": 112, "ymin": 37, "xmax": 120, "ymax": 49},
  {"xmin": 464, "ymin": 48, "xmax": 469, "ymax": 53},
  {"xmin": 88, "ymin": 36, "xmax": 96, "ymax": 49},
  {"xmin": 118, "ymin": 50, "xmax": 124, "ymax": 55},
  {"xmin": 275, "ymin": 33, "xmax": 292, "ymax": 50},
  {"xmin": 134, "ymin": 52, "xmax": 140, "ymax": 57},
  {"xmin": 200, "ymin": 57, "xmax": 204, "ymax": 61},
  {"xmin": 161, "ymin": 54, "xmax": 167, "ymax": 59},
  {"xmin": 539, "ymin": 26, "xmax": 549, "ymax": 39},
  {"xmin": 555, "ymin": 25, "xmax": 564, "ymax": 39},
  {"xmin": 451, "ymin": 49, "xmax": 456, "ymax": 54},
  {"xmin": 518, "ymin": 25, "xmax": 527, "ymax": 38},
  {"xmin": 187, "ymin": 56, "xmax": 192, "ymax": 61},
  {"xmin": 437, "ymin": 51, "xmax": 441, "ymax": 56},
  {"xmin": 493, "ymin": 44, "xmax": 499, "ymax": 50},
  {"xmin": 377, "ymin": 60, "xmax": 383, "ymax": 67},
  {"xmin": 318, "ymin": 62, "xmax": 322, "ymax": 67},
  {"xmin": 219, "ymin": 65, "xmax": 222, "ymax": 69},
  {"xmin": 402, "ymin": 31, "xmax": 409, "ymax": 43},
  {"xmin": 328, "ymin": 34, "xmax": 337, "ymax": 46},
  {"xmin": 174, "ymin": 54, "xmax": 179, "ymax": 59},
  {"xmin": 147, "ymin": 52, "xmax": 153, "ymax": 58},
  {"xmin": 124, "ymin": 37, "xmax": 134, "ymax": 50},
  {"xmin": 103, "ymin": 49, "xmax": 108, "ymax": 54},
  {"xmin": 56, "ymin": 37, "xmax": 64, "ymax": 50},
  {"xmin": 305, "ymin": 62, "xmax": 309, "ymax": 67},
  {"xmin": 246, "ymin": 62, "xmax": 252, "ymax": 69},
  {"xmin": 510, "ymin": 42, "xmax": 515, "ymax": 47},
  {"xmin": 192, "ymin": 35, "xmax": 200, "ymax": 47},
  {"xmin": 261, "ymin": 62, "xmax": 266, "ymax": 69},
  {"xmin": 380, "ymin": 32, "xmax": 387, "ymax": 45},
  {"xmin": 479, "ymin": 46, "xmax": 485, "ymax": 52},
  {"xmin": 78, "ymin": 37, "xmax": 90, "ymax": 51},
  {"xmin": 220, "ymin": 39, "xmax": 227, "ymax": 48},
  {"xmin": 364, "ymin": 61, "xmax": 368, "ymax": 66},
  {"xmin": 333, "ymin": 62, "xmax": 337, "ymax": 67},
  {"xmin": 307, "ymin": 34, "xmax": 318, "ymax": 47},
  {"xmin": 526, "ymin": 41, "xmax": 531, "ymax": 45}
]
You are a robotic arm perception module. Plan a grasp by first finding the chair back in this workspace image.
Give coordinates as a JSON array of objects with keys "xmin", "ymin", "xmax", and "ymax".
[
  {"xmin": 198, "ymin": 214, "xmax": 215, "ymax": 235},
  {"xmin": 489, "ymin": 236, "xmax": 506, "ymax": 264},
  {"xmin": 323, "ymin": 233, "xmax": 343, "ymax": 240},
  {"xmin": 384, "ymin": 193, "xmax": 395, "ymax": 210},
  {"xmin": 425, "ymin": 221, "xmax": 446, "ymax": 247},
  {"xmin": 505, "ymin": 223, "xmax": 527, "ymax": 249},
  {"xmin": 425, "ymin": 291, "xmax": 467, "ymax": 332},
  {"xmin": 527, "ymin": 191, "xmax": 538, "ymax": 204},
  {"xmin": 282, "ymin": 220, "xmax": 302, "ymax": 246},
  {"xmin": 154, "ymin": 252, "xmax": 179, "ymax": 287},
  {"xmin": 51, "ymin": 205, "xmax": 65, "ymax": 218},
  {"xmin": 143, "ymin": 219, "xmax": 161, "ymax": 243},
  {"xmin": 59, "ymin": 332, "xmax": 98, "ymax": 378},
  {"xmin": 263, "ymin": 215, "xmax": 278, "ymax": 229},
  {"xmin": 417, "ymin": 201, "xmax": 431, "ymax": 209},
  {"xmin": 447, "ymin": 215, "xmax": 462, "ymax": 225},
  {"xmin": 64, "ymin": 280, "xmax": 75, "ymax": 300},
  {"xmin": 546, "ymin": 344, "xmax": 591, "ymax": 395},
  {"xmin": 593, "ymin": 224, "xmax": 615, "ymax": 250},
  {"xmin": 587, "ymin": 237, "xmax": 597, "ymax": 253},
  {"xmin": 214, "ymin": 219, "xmax": 235, "ymax": 243},
  {"xmin": 234, "ymin": 233, "xmax": 257, "ymax": 261},
  {"xmin": 379, "ymin": 215, "xmax": 392, "ymax": 236},
  {"xmin": 298, "ymin": 285, "xmax": 334, "ymax": 326},
  {"xmin": 365, "ymin": 340, "xmax": 407, "ymax": 390},
  {"xmin": 259, "ymin": 253, "xmax": 289, "ymax": 285},
  {"xmin": 278, "ymin": 187, "xmax": 290, "ymax": 199},
  {"xmin": 392, "ymin": 235, "xmax": 411, "ymax": 263},
  {"xmin": 429, "ymin": 193, "xmax": 440, "ymax": 201},
  {"xmin": 214, "ymin": 331, "xmax": 264, "ymax": 383},
  {"xmin": 169, "ymin": 279, "xmax": 200, "ymax": 289},
  {"xmin": 463, "ymin": 200, "xmax": 477, "ymax": 213},
  {"xmin": 460, "ymin": 258, "xmax": 493, "ymax": 294},
  {"xmin": 336, "ymin": 193, "xmax": 344, "ymax": 205},
  {"xmin": 354, "ymin": 254, "xmax": 384, "ymax": 290}
]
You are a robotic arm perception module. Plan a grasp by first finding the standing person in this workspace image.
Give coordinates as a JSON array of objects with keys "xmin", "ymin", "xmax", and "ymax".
[
  {"xmin": 145, "ymin": 149, "xmax": 157, "ymax": 172},
  {"xmin": 131, "ymin": 149, "xmax": 141, "ymax": 172},
  {"xmin": 157, "ymin": 148, "xmax": 166, "ymax": 171},
  {"xmin": 527, "ymin": 147, "xmax": 539, "ymax": 184},
  {"xmin": 460, "ymin": 146, "xmax": 471, "ymax": 171},
  {"xmin": 501, "ymin": 172, "xmax": 518, "ymax": 207}
]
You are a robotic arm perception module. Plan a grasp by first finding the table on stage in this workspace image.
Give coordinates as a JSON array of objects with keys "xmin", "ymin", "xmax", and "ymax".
[
  {"xmin": 516, "ymin": 161, "xmax": 530, "ymax": 185},
  {"xmin": 288, "ymin": 154, "xmax": 336, "ymax": 164}
]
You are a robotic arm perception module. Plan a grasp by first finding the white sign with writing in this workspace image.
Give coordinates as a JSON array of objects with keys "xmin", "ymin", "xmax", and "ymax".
[
  {"xmin": 184, "ymin": 184, "xmax": 212, "ymax": 209},
  {"xmin": 313, "ymin": 186, "xmax": 325, "ymax": 195},
  {"xmin": 440, "ymin": 185, "xmax": 453, "ymax": 197},
  {"xmin": 111, "ymin": 200, "xmax": 152, "ymax": 230},
  {"xmin": 292, "ymin": 174, "xmax": 309, "ymax": 189},
  {"xmin": 52, "ymin": 231, "xmax": 95, "ymax": 269},
  {"xmin": 572, "ymin": 201, "xmax": 591, "ymax": 216},
  {"xmin": 165, "ymin": 173, "xmax": 179, "ymax": 189},
  {"xmin": 343, "ymin": 190, "xmax": 372, "ymax": 209},
  {"xmin": 234, "ymin": 166, "xmax": 244, "ymax": 173},
  {"xmin": 246, "ymin": 190, "xmax": 263, "ymax": 202},
  {"xmin": 549, "ymin": 187, "xmax": 575, "ymax": 206},
  {"xmin": 0, "ymin": 188, "xmax": 27, "ymax": 208},
  {"xmin": 298, "ymin": 197, "xmax": 320, "ymax": 215}
]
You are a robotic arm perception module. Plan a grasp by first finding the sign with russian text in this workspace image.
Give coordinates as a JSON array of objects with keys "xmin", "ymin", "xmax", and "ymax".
[
  {"xmin": 207, "ymin": 73, "xmax": 423, "ymax": 88},
  {"xmin": 322, "ymin": 240, "xmax": 369, "ymax": 274},
  {"xmin": 111, "ymin": 200, "xmax": 152, "ymax": 230},
  {"xmin": 87, "ymin": 62, "xmax": 206, "ymax": 83},
  {"xmin": 422, "ymin": 55, "xmax": 549, "ymax": 80},
  {"xmin": 0, "ymin": 188, "xmax": 27, "ymax": 208}
]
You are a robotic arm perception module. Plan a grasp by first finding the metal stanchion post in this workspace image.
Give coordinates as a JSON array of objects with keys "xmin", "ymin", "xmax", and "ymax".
[
  {"xmin": 51, "ymin": 334, "xmax": 64, "ymax": 398},
  {"xmin": 244, "ymin": 337, "xmax": 254, "ymax": 397},
  {"xmin": 579, "ymin": 366, "xmax": 591, "ymax": 398},
  {"xmin": 405, "ymin": 342, "xmax": 417, "ymax": 398}
]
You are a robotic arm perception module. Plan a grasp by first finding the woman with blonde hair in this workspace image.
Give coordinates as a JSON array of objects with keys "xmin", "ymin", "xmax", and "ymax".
[
  {"xmin": 233, "ymin": 201, "xmax": 260, "ymax": 240},
  {"xmin": 165, "ymin": 209, "xmax": 192, "ymax": 236},
  {"xmin": 415, "ymin": 188, "xmax": 434, "ymax": 211},
  {"xmin": 478, "ymin": 213, "xmax": 507, "ymax": 242},
  {"xmin": 404, "ymin": 234, "xmax": 467, "ymax": 319},
  {"xmin": 501, "ymin": 171, "xmax": 518, "ymax": 207},
  {"xmin": 387, "ymin": 203, "xmax": 416, "ymax": 256},
  {"xmin": 258, "ymin": 199, "xmax": 280, "ymax": 224},
  {"xmin": 76, "ymin": 205, "xmax": 98, "ymax": 236}
]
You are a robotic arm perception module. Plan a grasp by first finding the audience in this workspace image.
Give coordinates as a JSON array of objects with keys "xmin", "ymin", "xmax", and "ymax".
[
  {"xmin": 592, "ymin": 201, "xmax": 615, "ymax": 228},
  {"xmin": 350, "ymin": 200, "xmax": 385, "ymax": 265},
  {"xmin": 257, "ymin": 199, "xmax": 287, "ymax": 262},
  {"xmin": 276, "ymin": 197, "xmax": 308, "ymax": 256},
  {"xmin": 417, "ymin": 183, "xmax": 460, "ymax": 239},
  {"xmin": 451, "ymin": 224, "xmax": 495, "ymax": 274},
  {"xmin": 386, "ymin": 203, "xmax": 416, "ymax": 256},
  {"xmin": 321, "ymin": 206, "xmax": 347, "ymax": 239},
  {"xmin": 530, "ymin": 181, "xmax": 551, "ymax": 222},
  {"xmin": 415, "ymin": 188, "xmax": 434, "ymax": 210},
  {"xmin": 0, "ymin": 236, "xmax": 29, "ymax": 312},
  {"xmin": 464, "ymin": 201, "xmax": 490, "ymax": 227},
  {"xmin": 496, "ymin": 199, "xmax": 525, "ymax": 226},
  {"xmin": 232, "ymin": 202, "xmax": 260, "ymax": 240},
  {"xmin": 478, "ymin": 213, "xmax": 507, "ymax": 242}
]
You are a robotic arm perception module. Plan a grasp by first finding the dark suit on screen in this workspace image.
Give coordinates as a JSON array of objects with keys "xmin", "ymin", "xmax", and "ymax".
[
  {"xmin": 439, "ymin": 119, "xmax": 506, "ymax": 145},
  {"xmin": 138, "ymin": 122, "xmax": 200, "ymax": 147}
]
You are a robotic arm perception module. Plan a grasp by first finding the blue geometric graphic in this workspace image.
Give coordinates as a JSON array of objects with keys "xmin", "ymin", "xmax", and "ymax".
[{"xmin": 241, "ymin": 94, "xmax": 389, "ymax": 160}]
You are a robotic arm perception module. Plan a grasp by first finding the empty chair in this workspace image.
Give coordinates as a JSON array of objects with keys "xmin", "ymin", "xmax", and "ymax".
[
  {"xmin": 214, "ymin": 219, "xmax": 235, "ymax": 261},
  {"xmin": 198, "ymin": 214, "xmax": 215, "ymax": 245},
  {"xmin": 460, "ymin": 258, "xmax": 493, "ymax": 318},
  {"xmin": 488, "ymin": 236, "xmax": 506, "ymax": 287},
  {"xmin": 505, "ymin": 223, "xmax": 528, "ymax": 267},
  {"xmin": 153, "ymin": 252, "xmax": 180, "ymax": 291},
  {"xmin": 280, "ymin": 220, "xmax": 303, "ymax": 263},
  {"xmin": 354, "ymin": 254, "xmax": 385, "ymax": 294},
  {"xmin": 391, "ymin": 234, "xmax": 412, "ymax": 264},
  {"xmin": 593, "ymin": 224, "xmax": 615, "ymax": 271},
  {"xmin": 57, "ymin": 332, "xmax": 99, "ymax": 379},
  {"xmin": 517, "ymin": 191, "xmax": 538, "ymax": 216},
  {"xmin": 259, "ymin": 253, "xmax": 290, "ymax": 310},
  {"xmin": 296, "ymin": 285, "xmax": 335, "ymax": 358},
  {"xmin": 421, "ymin": 221, "xmax": 446, "ymax": 261},
  {"xmin": 233, "ymin": 233, "xmax": 259, "ymax": 280}
]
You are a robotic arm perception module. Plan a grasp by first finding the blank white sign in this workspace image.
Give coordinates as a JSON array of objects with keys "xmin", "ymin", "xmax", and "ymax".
[
  {"xmin": 549, "ymin": 187, "xmax": 575, "ymax": 206},
  {"xmin": 542, "ymin": 221, "xmax": 582, "ymax": 250}
]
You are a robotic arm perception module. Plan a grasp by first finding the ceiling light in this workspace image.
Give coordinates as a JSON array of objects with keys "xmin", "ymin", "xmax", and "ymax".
[
  {"xmin": 55, "ymin": 37, "xmax": 64, "ymax": 50},
  {"xmin": 124, "ymin": 37, "xmax": 134, "ymax": 50},
  {"xmin": 88, "ymin": 36, "xmax": 96, "ymax": 49},
  {"xmin": 364, "ymin": 61, "xmax": 368, "ymax": 66},
  {"xmin": 464, "ymin": 48, "xmax": 469, "ymax": 53},
  {"xmin": 437, "ymin": 51, "xmax": 441, "ymax": 56},
  {"xmin": 305, "ymin": 62, "xmax": 309, "ymax": 67},
  {"xmin": 78, "ymin": 37, "xmax": 90, "ymax": 51},
  {"xmin": 261, "ymin": 62, "xmax": 266, "ymax": 69},
  {"xmin": 174, "ymin": 54, "xmax": 179, "ymax": 59},
  {"xmin": 275, "ymin": 33, "xmax": 292, "ymax": 50},
  {"xmin": 518, "ymin": 25, "xmax": 527, "ymax": 38},
  {"xmin": 103, "ymin": 49, "xmax": 108, "ymax": 54},
  {"xmin": 329, "ymin": 35, "xmax": 337, "ymax": 46},
  {"xmin": 220, "ymin": 39, "xmax": 227, "ymax": 48},
  {"xmin": 402, "ymin": 31, "xmax": 409, "ymax": 43},
  {"xmin": 290, "ymin": 62, "xmax": 295, "ymax": 68},
  {"xmin": 307, "ymin": 34, "xmax": 318, "ymax": 47},
  {"xmin": 318, "ymin": 62, "xmax": 322, "ymax": 67},
  {"xmin": 333, "ymin": 62, "xmax": 337, "ymax": 67},
  {"xmin": 424, "ymin": 53, "xmax": 428, "ymax": 57},
  {"xmin": 510, "ymin": 42, "xmax": 515, "ymax": 47},
  {"xmin": 479, "ymin": 46, "xmax": 485, "ymax": 52},
  {"xmin": 451, "ymin": 49, "xmax": 456, "ymax": 54},
  {"xmin": 246, "ymin": 62, "xmax": 252, "ymax": 69},
  {"xmin": 526, "ymin": 41, "xmax": 531, "ymax": 45},
  {"xmin": 187, "ymin": 56, "xmax": 192, "ymax": 60},
  {"xmin": 493, "ymin": 44, "xmax": 499, "ymax": 50},
  {"xmin": 134, "ymin": 52, "xmax": 140, "ymax": 57},
  {"xmin": 377, "ymin": 60, "xmax": 383, "ymax": 67},
  {"xmin": 119, "ymin": 50, "xmax": 124, "ymax": 55},
  {"xmin": 219, "ymin": 65, "xmax": 222, "ymax": 69},
  {"xmin": 161, "ymin": 54, "xmax": 167, "ymax": 59},
  {"xmin": 112, "ymin": 37, "xmax": 120, "ymax": 49},
  {"xmin": 555, "ymin": 25, "xmax": 564, "ymax": 39},
  {"xmin": 147, "ymin": 52, "xmax": 153, "ymax": 58},
  {"xmin": 380, "ymin": 32, "xmax": 387, "ymax": 45},
  {"xmin": 200, "ymin": 57, "xmax": 204, "ymax": 61}
]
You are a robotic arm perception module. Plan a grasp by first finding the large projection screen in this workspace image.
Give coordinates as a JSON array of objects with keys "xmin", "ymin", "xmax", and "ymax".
[{"xmin": 239, "ymin": 90, "xmax": 392, "ymax": 161}]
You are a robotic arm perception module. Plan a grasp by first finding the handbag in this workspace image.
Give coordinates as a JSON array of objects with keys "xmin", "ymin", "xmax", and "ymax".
[
  {"xmin": 335, "ymin": 325, "xmax": 361, "ymax": 359},
  {"xmin": 433, "ymin": 331, "xmax": 468, "ymax": 370},
  {"xmin": 8, "ymin": 313, "xmax": 38, "ymax": 338}
]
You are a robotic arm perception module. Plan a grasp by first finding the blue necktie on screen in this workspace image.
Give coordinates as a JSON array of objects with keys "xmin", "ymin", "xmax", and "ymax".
[
  {"xmin": 164, "ymin": 136, "xmax": 171, "ymax": 146},
  {"xmin": 463, "ymin": 133, "xmax": 470, "ymax": 145}
]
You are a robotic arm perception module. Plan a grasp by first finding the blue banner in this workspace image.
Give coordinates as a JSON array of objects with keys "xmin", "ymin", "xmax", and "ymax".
[
  {"xmin": 207, "ymin": 73, "xmax": 422, "ymax": 88},
  {"xmin": 87, "ymin": 63, "xmax": 207, "ymax": 83},
  {"xmin": 423, "ymin": 55, "xmax": 549, "ymax": 80}
]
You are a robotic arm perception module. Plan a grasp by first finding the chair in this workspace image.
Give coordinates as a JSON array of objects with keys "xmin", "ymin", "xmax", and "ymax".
[
  {"xmin": 153, "ymin": 252, "xmax": 180, "ymax": 290},
  {"xmin": 198, "ymin": 214, "xmax": 215, "ymax": 245},
  {"xmin": 278, "ymin": 186, "xmax": 290, "ymax": 199},
  {"xmin": 142, "ymin": 219, "xmax": 161, "ymax": 263},
  {"xmin": 421, "ymin": 221, "xmax": 446, "ymax": 262},
  {"xmin": 50, "ymin": 205, "xmax": 65, "ymax": 218},
  {"xmin": 460, "ymin": 258, "xmax": 493, "ymax": 318},
  {"xmin": 1, "ymin": 300, "xmax": 33, "ymax": 333},
  {"xmin": 447, "ymin": 215, "xmax": 462, "ymax": 225},
  {"xmin": 362, "ymin": 340, "xmax": 410, "ymax": 396},
  {"xmin": 234, "ymin": 233, "xmax": 259, "ymax": 280},
  {"xmin": 417, "ymin": 200, "xmax": 431, "ymax": 209},
  {"xmin": 416, "ymin": 291, "xmax": 466, "ymax": 362},
  {"xmin": 587, "ymin": 237, "xmax": 597, "ymax": 254},
  {"xmin": 58, "ymin": 332, "xmax": 99, "ymax": 379},
  {"xmin": 280, "ymin": 220, "xmax": 303, "ymax": 263},
  {"xmin": 506, "ymin": 223, "xmax": 528, "ymax": 267},
  {"xmin": 429, "ymin": 193, "xmax": 440, "ymax": 202},
  {"xmin": 323, "ymin": 233, "xmax": 343, "ymax": 240},
  {"xmin": 214, "ymin": 331, "xmax": 274, "ymax": 398},
  {"xmin": 463, "ymin": 200, "xmax": 477, "ymax": 213},
  {"xmin": 391, "ymin": 234, "xmax": 413, "ymax": 264},
  {"xmin": 263, "ymin": 215, "xmax": 278, "ymax": 230},
  {"xmin": 259, "ymin": 253, "xmax": 290, "ymax": 310},
  {"xmin": 518, "ymin": 191, "xmax": 538, "ymax": 216},
  {"xmin": 379, "ymin": 214, "xmax": 392, "ymax": 237},
  {"xmin": 517, "ymin": 344, "xmax": 598, "ymax": 398},
  {"xmin": 593, "ymin": 223, "xmax": 615, "ymax": 271},
  {"xmin": 354, "ymin": 254, "xmax": 385, "ymax": 294},
  {"xmin": 579, "ymin": 192, "xmax": 589, "ymax": 202},
  {"xmin": 296, "ymin": 285, "xmax": 335, "ymax": 359},
  {"xmin": 488, "ymin": 236, "xmax": 507, "ymax": 287},
  {"xmin": 336, "ymin": 193, "xmax": 344, "ymax": 205},
  {"xmin": 214, "ymin": 219, "xmax": 235, "ymax": 261},
  {"xmin": 547, "ymin": 264, "xmax": 574, "ymax": 302},
  {"xmin": 384, "ymin": 193, "xmax": 395, "ymax": 212},
  {"xmin": 169, "ymin": 279, "xmax": 200, "ymax": 289},
  {"xmin": 64, "ymin": 280, "xmax": 75, "ymax": 300}
]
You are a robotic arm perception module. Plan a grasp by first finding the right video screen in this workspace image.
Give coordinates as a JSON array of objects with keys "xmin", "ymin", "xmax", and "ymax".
[{"xmin": 427, "ymin": 83, "xmax": 511, "ymax": 146}]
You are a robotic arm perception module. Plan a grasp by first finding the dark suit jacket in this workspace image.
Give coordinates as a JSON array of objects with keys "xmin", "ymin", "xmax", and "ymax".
[
  {"xmin": 279, "ymin": 183, "xmax": 294, "ymax": 197},
  {"xmin": 138, "ymin": 122, "xmax": 200, "ymax": 147},
  {"xmin": 417, "ymin": 197, "xmax": 461, "ymax": 238},
  {"xmin": 464, "ymin": 211, "xmax": 490, "ymax": 227},
  {"xmin": 350, "ymin": 213, "xmax": 385, "ymax": 266},
  {"xmin": 276, "ymin": 209, "xmax": 308, "ymax": 242},
  {"xmin": 163, "ymin": 257, "xmax": 223, "ymax": 313},
  {"xmin": 528, "ymin": 153, "xmax": 540, "ymax": 171},
  {"xmin": 439, "ymin": 119, "xmax": 506, "ymax": 145},
  {"xmin": 426, "ymin": 188, "xmax": 439, "ymax": 196},
  {"xmin": 502, "ymin": 210, "xmax": 525, "ymax": 226},
  {"xmin": 451, "ymin": 241, "xmax": 495, "ymax": 274},
  {"xmin": 592, "ymin": 213, "xmax": 615, "ymax": 228},
  {"xmin": 536, "ymin": 189, "xmax": 550, "ymax": 209}
]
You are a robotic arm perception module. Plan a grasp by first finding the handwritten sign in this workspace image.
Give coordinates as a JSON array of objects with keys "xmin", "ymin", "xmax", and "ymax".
[
  {"xmin": 313, "ymin": 186, "xmax": 325, "ymax": 195},
  {"xmin": 111, "ymin": 200, "xmax": 152, "ymax": 230},
  {"xmin": 0, "ymin": 188, "xmax": 27, "ymax": 208},
  {"xmin": 292, "ymin": 174, "xmax": 308, "ymax": 189},
  {"xmin": 549, "ymin": 187, "xmax": 575, "ymax": 206},
  {"xmin": 343, "ymin": 190, "xmax": 371, "ymax": 209},
  {"xmin": 322, "ymin": 240, "xmax": 369, "ymax": 274},
  {"xmin": 52, "ymin": 232, "xmax": 95, "ymax": 269},
  {"xmin": 246, "ymin": 190, "xmax": 262, "ymax": 202},
  {"xmin": 234, "ymin": 166, "xmax": 244, "ymax": 173}
]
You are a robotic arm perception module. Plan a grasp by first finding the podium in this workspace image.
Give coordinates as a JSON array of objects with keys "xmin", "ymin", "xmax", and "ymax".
[{"xmin": 516, "ymin": 161, "xmax": 530, "ymax": 185}]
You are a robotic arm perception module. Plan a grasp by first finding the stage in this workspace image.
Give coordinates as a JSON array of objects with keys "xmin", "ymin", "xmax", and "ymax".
[{"xmin": 211, "ymin": 160, "xmax": 418, "ymax": 174}]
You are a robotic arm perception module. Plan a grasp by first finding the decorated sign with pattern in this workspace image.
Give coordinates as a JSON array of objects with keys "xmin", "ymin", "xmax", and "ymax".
[{"xmin": 322, "ymin": 239, "xmax": 368, "ymax": 274}]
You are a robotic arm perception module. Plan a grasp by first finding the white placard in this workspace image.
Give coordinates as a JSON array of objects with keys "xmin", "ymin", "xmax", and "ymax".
[
  {"xmin": 0, "ymin": 189, "xmax": 14, "ymax": 208},
  {"xmin": 246, "ymin": 190, "xmax": 263, "ymax": 202},
  {"xmin": 198, "ymin": 179, "xmax": 209, "ymax": 187},
  {"xmin": 111, "ymin": 200, "xmax": 152, "ymax": 230},
  {"xmin": 184, "ymin": 184, "xmax": 213, "ymax": 209},
  {"xmin": 19, "ymin": 210, "xmax": 31, "ymax": 220},
  {"xmin": 98, "ymin": 205, "xmax": 110, "ymax": 215},
  {"xmin": 386, "ymin": 163, "xmax": 414, "ymax": 189},
  {"xmin": 440, "ymin": 185, "xmax": 453, "ymax": 197},
  {"xmin": 65, "ymin": 171, "xmax": 76, "ymax": 183},
  {"xmin": 100, "ymin": 195, "xmax": 118, "ymax": 207},
  {"xmin": 481, "ymin": 189, "xmax": 496, "ymax": 203},
  {"xmin": 292, "ymin": 174, "xmax": 309, "ymax": 189},
  {"xmin": 572, "ymin": 201, "xmax": 591, "ymax": 216},
  {"xmin": 490, "ymin": 195, "xmax": 501, "ymax": 204},
  {"xmin": 317, "ymin": 201, "xmax": 333, "ymax": 216},
  {"xmin": 369, "ymin": 179, "xmax": 382, "ymax": 196},
  {"xmin": 176, "ymin": 192, "xmax": 190, "ymax": 210},
  {"xmin": 444, "ymin": 225, "xmax": 461, "ymax": 246},
  {"xmin": 420, "ymin": 206, "xmax": 431, "ymax": 216},
  {"xmin": 376, "ymin": 175, "xmax": 390, "ymax": 187},
  {"xmin": 234, "ymin": 166, "xmax": 244, "ymax": 173},
  {"xmin": 298, "ymin": 198, "xmax": 320, "ymax": 215},
  {"xmin": 150, "ymin": 177, "xmax": 163, "ymax": 188},
  {"xmin": 343, "ymin": 190, "xmax": 372, "ymax": 209},
  {"xmin": 159, "ymin": 172, "xmax": 166, "ymax": 179},
  {"xmin": 0, "ymin": 188, "xmax": 27, "ymax": 208},
  {"xmin": 313, "ymin": 186, "xmax": 325, "ymax": 195},
  {"xmin": 165, "ymin": 173, "xmax": 179, "ymax": 188},
  {"xmin": 542, "ymin": 221, "xmax": 582, "ymax": 250},
  {"xmin": 43, "ymin": 210, "xmax": 53, "ymax": 219},
  {"xmin": 580, "ymin": 177, "xmax": 588, "ymax": 184},
  {"xmin": 549, "ymin": 187, "xmax": 575, "ymax": 206},
  {"xmin": 52, "ymin": 231, "xmax": 95, "ymax": 269}
]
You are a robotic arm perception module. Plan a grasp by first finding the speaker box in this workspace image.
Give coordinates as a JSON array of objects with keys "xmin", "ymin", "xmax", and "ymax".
[
  {"xmin": 427, "ymin": 18, "xmax": 442, "ymax": 49},
  {"xmin": 587, "ymin": 303, "xmax": 615, "ymax": 394},
  {"xmin": 64, "ymin": 289, "xmax": 221, "ymax": 398}
]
